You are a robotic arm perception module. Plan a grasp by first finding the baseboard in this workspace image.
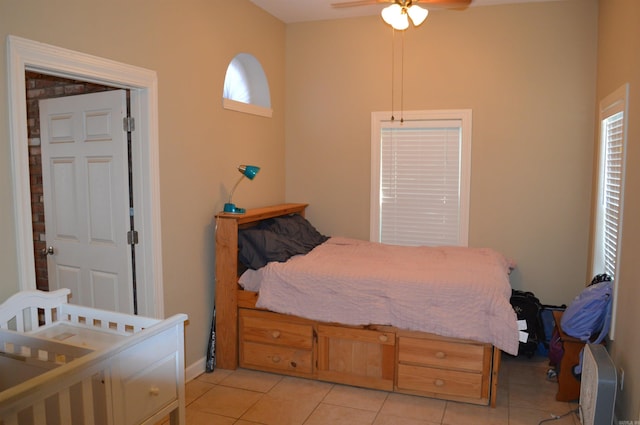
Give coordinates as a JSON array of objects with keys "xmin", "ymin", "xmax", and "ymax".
[{"xmin": 185, "ymin": 356, "xmax": 207, "ymax": 382}]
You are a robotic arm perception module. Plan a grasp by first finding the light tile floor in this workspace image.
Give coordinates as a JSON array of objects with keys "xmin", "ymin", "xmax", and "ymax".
[{"xmin": 159, "ymin": 354, "xmax": 580, "ymax": 425}]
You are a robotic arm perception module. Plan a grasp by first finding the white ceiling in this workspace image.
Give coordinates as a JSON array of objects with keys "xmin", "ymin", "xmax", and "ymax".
[{"xmin": 249, "ymin": 0, "xmax": 561, "ymax": 24}]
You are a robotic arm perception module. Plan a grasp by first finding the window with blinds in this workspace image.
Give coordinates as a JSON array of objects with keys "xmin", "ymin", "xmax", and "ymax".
[
  {"xmin": 370, "ymin": 110, "xmax": 472, "ymax": 246},
  {"xmin": 591, "ymin": 83, "xmax": 629, "ymax": 340},
  {"xmin": 600, "ymin": 111, "xmax": 624, "ymax": 277}
]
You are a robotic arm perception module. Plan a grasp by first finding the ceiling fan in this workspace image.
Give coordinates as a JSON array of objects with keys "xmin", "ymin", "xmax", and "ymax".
[
  {"xmin": 331, "ymin": 0, "xmax": 472, "ymax": 30},
  {"xmin": 331, "ymin": 0, "xmax": 471, "ymax": 9}
]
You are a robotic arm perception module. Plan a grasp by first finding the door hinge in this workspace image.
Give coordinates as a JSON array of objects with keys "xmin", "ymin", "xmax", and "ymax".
[
  {"xmin": 127, "ymin": 230, "xmax": 139, "ymax": 245},
  {"xmin": 123, "ymin": 116, "xmax": 135, "ymax": 132}
]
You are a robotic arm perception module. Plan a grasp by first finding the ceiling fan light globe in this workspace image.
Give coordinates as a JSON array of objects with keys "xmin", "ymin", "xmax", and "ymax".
[
  {"xmin": 393, "ymin": 14, "xmax": 409, "ymax": 30},
  {"xmin": 407, "ymin": 5, "xmax": 428, "ymax": 27},
  {"xmin": 380, "ymin": 4, "xmax": 400, "ymax": 25},
  {"xmin": 381, "ymin": 4, "xmax": 409, "ymax": 30}
]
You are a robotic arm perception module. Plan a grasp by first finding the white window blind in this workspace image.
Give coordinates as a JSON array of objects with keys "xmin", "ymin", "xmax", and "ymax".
[
  {"xmin": 371, "ymin": 110, "xmax": 471, "ymax": 247},
  {"xmin": 601, "ymin": 111, "xmax": 624, "ymax": 277}
]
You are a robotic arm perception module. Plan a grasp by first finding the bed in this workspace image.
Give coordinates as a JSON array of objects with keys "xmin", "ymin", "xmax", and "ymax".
[
  {"xmin": 0, "ymin": 289, "xmax": 187, "ymax": 425},
  {"xmin": 212, "ymin": 203, "xmax": 519, "ymax": 407}
]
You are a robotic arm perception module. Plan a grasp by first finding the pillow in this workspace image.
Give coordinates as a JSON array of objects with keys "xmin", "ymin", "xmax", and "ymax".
[
  {"xmin": 238, "ymin": 227, "xmax": 307, "ymax": 270},
  {"xmin": 258, "ymin": 214, "xmax": 329, "ymax": 250},
  {"xmin": 237, "ymin": 214, "xmax": 329, "ymax": 269}
]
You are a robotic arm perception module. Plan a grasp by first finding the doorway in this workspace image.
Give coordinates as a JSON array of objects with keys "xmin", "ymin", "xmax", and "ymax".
[{"xmin": 7, "ymin": 35, "xmax": 164, "ymax": 318}]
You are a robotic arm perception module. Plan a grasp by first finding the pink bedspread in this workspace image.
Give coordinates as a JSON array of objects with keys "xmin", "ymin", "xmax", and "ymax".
[{"xmin": 239, "ymin": 237, "xmax": 519, "ymax": 355}]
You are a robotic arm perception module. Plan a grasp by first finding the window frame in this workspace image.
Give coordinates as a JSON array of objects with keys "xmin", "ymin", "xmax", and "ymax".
[
  {"xmin": 370, "ymin": 109, "xmax": 472, "ymax": 246},
  {"xmin": 590, "ymin": 83, "xmax": 629, "ymax": 340},
  {"xmin": 222, "ymin": 53, "xmax": 272, "ymax": 118}
]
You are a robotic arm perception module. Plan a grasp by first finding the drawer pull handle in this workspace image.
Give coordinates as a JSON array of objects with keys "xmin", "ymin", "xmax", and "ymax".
[
  {"xmin": 149, "ymin": 386, "xmax": 160, "ymax": 396},
  {"xmin": 272, "ymin": 355, "xmax": 281, "ymax": 363},
  {"xmin": 435, "ymin": 351, "xmax": 446, "ymax": 359},
  {"xmin": 290, "ymin": 361, "xmax": 297, "ymax": 368},
  {"xmin": 434, "ymin": 379, "xmax": 445, "ymax": 387},
  {"xmin": 378, "ymin": 334, "xmax": 388, "ymax": 343},
  {"xmin": 271, "ymin": 330, "xmax": 281, "ymax": 339}
]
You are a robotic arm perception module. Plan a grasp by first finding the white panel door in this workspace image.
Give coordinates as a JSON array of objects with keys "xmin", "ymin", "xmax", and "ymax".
[{"xmin": 40, "ymin": 90, "xmax": 133, "ymax": 313}]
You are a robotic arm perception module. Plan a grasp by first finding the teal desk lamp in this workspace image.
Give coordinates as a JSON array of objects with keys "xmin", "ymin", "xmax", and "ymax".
[{"xmin": 223, "ymin": 165, "xmax": 260, "ymax": 214}]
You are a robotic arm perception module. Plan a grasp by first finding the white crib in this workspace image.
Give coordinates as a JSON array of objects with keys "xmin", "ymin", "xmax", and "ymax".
[{"xmin": 0, "ymin": 289, "xmax": 187, "ymax": 425}]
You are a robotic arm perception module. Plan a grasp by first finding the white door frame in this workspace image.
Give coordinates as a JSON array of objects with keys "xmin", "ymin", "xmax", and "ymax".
[{"xmin": 7, "ymin": 35, "xmax": 164, "ymax": 318}]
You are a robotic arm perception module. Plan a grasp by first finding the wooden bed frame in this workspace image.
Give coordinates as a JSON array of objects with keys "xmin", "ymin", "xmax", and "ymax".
[{"xmin": 215, "ymin": 203, "xmax": 501, "ymax": 407}]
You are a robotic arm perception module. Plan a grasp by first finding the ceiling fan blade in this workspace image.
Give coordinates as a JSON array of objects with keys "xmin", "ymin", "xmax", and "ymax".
[
  {"xmin": 416, "ymin": 0, "xmax": 472, "ymax": 7},
  {"xmin": 330, "ymin": 0, "xmax": 390, "ymax": 9},
  {"xmin": 331, "ymin": 0, "xmax": 472, "ymax": 8}
]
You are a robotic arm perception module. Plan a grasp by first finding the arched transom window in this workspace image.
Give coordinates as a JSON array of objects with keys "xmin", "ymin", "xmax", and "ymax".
[{"xmin": 223, "ymin": 53, "xmax": 272, "ymax": 118}]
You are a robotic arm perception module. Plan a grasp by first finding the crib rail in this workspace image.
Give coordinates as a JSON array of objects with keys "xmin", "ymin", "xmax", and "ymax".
[
  {"xmin": 0, "ymin": 329, "xmax": 92, "ymax": 370},
  {"xmin": 0, "ymin": 355, "xmax": 105, "ymax": 425},
  {"xmin": 0, "ymin": 289, "xmax": 158, "ymax": 336},
  {"xmin": 59, "ymin": 303, "xmax": 159, "ymax": 336},
  {"xmin": 0, "ymin": 289, "xmax": 71, "ymax": 332}
]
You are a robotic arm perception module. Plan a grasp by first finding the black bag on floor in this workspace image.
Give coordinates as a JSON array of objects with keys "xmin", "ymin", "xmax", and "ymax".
[{"xmin": 510, "ymin": 290, "xmax": 544, "ymax": 357}]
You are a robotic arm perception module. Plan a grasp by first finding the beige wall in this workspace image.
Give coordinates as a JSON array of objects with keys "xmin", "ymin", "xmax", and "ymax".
[
  {"xmin": 0, "ymin": 4, "xmax": 18, "ymax": 303},
  {"xmin": 0, "ymin": 0, "xmax": 286, "ymax": 367},
  {"xmin": 286, "ymin": 0, "xmax": 598, "ymax": 305},
  {"xmin": 596, "ymin": 0, "xmax": 640, "ymax": 421}
]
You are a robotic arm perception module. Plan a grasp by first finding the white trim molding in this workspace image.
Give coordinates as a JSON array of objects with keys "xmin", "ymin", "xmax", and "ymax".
[
  {"xmin": 6, "ymin": 35, "xmax": 165, "ymax": 318},
  {"xmin": 222, "ymin": 98, "xmax": 273, "ymax": 118}
]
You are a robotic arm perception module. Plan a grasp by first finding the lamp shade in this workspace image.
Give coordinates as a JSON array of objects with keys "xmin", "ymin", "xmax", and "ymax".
[
  {"xmin": 381, "ymin": 4, "xmax": 409, "ymax": 31},
  {"xmin": 239, "ymin": 164, "xmax": 260, "ymax": 180},
  {"xmin": 407, "ymin": 5, "xmax": 428, "ymax": 27}
]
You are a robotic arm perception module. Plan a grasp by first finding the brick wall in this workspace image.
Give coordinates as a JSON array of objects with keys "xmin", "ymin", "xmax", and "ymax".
[{"xmin": 26, "ymin": 72, "xmax": 116, "ymax": 290}]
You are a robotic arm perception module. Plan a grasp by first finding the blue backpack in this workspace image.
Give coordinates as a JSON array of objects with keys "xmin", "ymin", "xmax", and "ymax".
[
  {"xmin": 561, "ymin": 274, "xmax": 613, "ymax": 344},
  {"xmin": 560, "ymin": 274, "xmax": 613, "ymax": 375}
]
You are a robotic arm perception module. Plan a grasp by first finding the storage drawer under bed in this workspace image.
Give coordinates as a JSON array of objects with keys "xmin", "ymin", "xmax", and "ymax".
[
  {"xmin": 396, "ymin": 335, "xmax": 492, "ymax": 402},
  {"xmin": 241, "ymin": 340, "xmax": 313, "ymax": 374},
  {"xmin": 398, "ymin": 337, "xmax": 485, "ymax": 371},
  {"xmin": 239, "ymin": 309, "xmax": 314, "ymax": 377},
  {"xmin": 397, "ymin": 363, "xmax": 484, "ymax": 399},
  {"xmin": 239, "ymin": 309, "xmax": 313, "ymax": 349}
]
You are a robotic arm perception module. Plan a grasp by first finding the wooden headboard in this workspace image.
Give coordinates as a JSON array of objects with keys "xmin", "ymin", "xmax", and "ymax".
[{"xmin": 214, "ymin": 203, "xmax": 308, "ymax": 369}]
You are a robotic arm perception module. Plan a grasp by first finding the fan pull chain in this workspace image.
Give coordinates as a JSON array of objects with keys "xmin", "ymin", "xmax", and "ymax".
[
  {"xmin": 400, "ymin": 29, "xmax": 405, "ymax": 124},
  {"xmin": 390, "ymin": 27, "xmax": 395, "ymax": 122}
]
